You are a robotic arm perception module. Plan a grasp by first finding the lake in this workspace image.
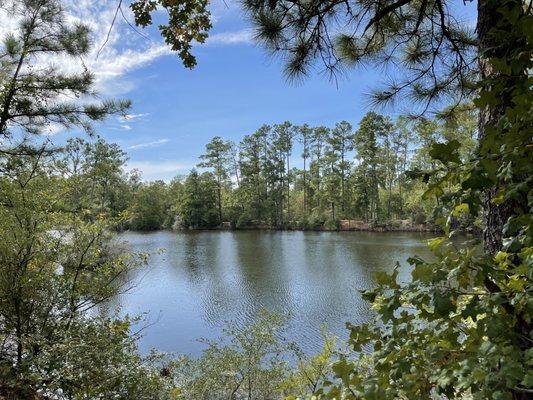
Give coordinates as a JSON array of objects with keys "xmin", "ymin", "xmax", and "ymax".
[{"xmin": 109, "ymin": 230, "xmax": 434, "ymax": 356}]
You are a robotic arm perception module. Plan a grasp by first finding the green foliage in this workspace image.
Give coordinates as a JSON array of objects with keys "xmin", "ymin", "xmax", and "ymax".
[
  {"xmin": 0, "ymin": 2, "xmax": 178, "ymax": 396},
  {"xmin": 140, "ymin": 110, "xmax": 477, "ymax": 231},
  {"xmin": 240, "ymin": 1, "xmax": 532, "ymax": 399},
  {"xmin": 1, "ymin": 1, "xmax": 529, "ymax": 399},
  {"xmin": 94, "ymin": 109, "xmax": 476, "ymax": 232},
  {"xmin": 175, "ymin": 311, "xmax": 289, "ymax": 399},
  {"xmin": 198, "ymin": 136, "xmax": 234, "ymax": 224},
  {"xmin": 58, "ymin": 137, "xmax": 132, "ymax": 219},
  {"xmin": 286, "ymin": 335, "xmax": 336, "ymax": 397},
  {"xmin": 129, "ymin": 181, "xmax": 171, "ymax": 230},
  {"xmin": 318, "ymin": 231, "xmax": 531, "ymax": 399},
  {"xmin": 130, "ymin": 0, "xmax": 211, "ymax": 68},
  {"xmin": 175, "ymin": 169, "xmax": 219, "ymax": 229},
  {"xmin": 33, "ymin": 316, "xmax": 174, "ymax": 399},
  {"xmin": 0, "ymin": 150, "xmax": 174, "ymax": 398},
  {"xmin": 169, "ymin": 312, "xmax": 337, "ymax": 400},
  {"xmin": 295, "ymin": 2, "xmax": 532, "ymax": 398},
  {"xmin": 243, "ymin": 0, "xmax": 476, "ymax": 112},
  {"xmin": 352, "ymin": 113, "xmax": 391, "ymax": 222}
]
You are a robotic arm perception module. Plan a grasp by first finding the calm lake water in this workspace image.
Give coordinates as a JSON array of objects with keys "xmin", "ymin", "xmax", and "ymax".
[{"xmin": 109, "ymin": 230, "xmax": 434, "ymax": 356}]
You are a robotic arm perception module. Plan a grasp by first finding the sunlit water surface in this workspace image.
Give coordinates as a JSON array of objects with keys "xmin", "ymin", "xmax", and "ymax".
[{"xmin": 107, "ymin": 230, "xmax": 434, "ymax": 356}]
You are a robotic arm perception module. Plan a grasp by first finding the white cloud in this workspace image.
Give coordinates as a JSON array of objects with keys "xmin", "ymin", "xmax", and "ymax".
[
  {"xmin": 114, "ymin": 113, "xmax": 150, "ymax": 131},
  {"xmin": 120, "ymin": 113, "xmax": 151, "ymax": 122},
  {"xmin": 63, "ymin": 1, "xmax": 172, "ymax": 95},
  {"xmin": 1, "ymin": 1, "xmax": 255, "ymax": 100},
  {"xmin": 128, "ymin": 138, "xmax": 170, "ymax": 150},
  {"xmin": 0, "ymin": 1, "xmax": 171, "ymax": 96},
  {"xmin": 125, "ymin": 160, "xmax": 192, "ymax": 181},
  {"xmin": 206, "ymin": 29, "xmax": 254, "ymax": 45},
  {"xmin": 55, "ymin": 3, "xmax": 254, "ymax": 93}
]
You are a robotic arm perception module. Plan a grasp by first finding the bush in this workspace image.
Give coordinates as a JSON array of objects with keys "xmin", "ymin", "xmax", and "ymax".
[
  {"xmin": 305, "ymin": 211, "xmax": 327, "ymax": 230},
  {"xmin": 169, "ymin": 312, "xmax": 337, "ymax": 400},
  {"xmin": 413, "ymin": 212, "xmax": 426, "ymax": 225},
  {"xmin": 236, "ymin": 210, "xmax": 254, "ymax": 228},
  {"xmin": 323, "ymin": 218, "xmax": 339, "ymax": 231}
]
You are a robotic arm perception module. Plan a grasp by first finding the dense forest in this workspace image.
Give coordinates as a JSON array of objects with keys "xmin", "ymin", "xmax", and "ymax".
[
  {"xmin": 0, "ymin": 0, "xmax": 530, "ymax": 399},
  {"xmin": 64, "ymin": 108, "xmax": 476, "ymax": 232}
]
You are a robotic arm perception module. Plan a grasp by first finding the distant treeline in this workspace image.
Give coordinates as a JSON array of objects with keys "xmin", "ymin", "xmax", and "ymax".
[{"xmin": 57, "ymin": 108, "xmax": 477, "ymax": 232}]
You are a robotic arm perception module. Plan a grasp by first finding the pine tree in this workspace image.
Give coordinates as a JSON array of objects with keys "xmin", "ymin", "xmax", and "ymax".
[
  {"xmin": 309, "ymin": 126, "xmax": 328, "ymax": 213},
  {"xmin": 328, "ymin": 121, "xmax": 354, "ymax": 215},
  {"xmin": 198, "ymin": 136, "xmax": 232, "ymax": 224},
  {"xmin": 0, "ymin": 0, "xmax": 129, "ymax": 150},
  {"xmin": 238, "ymin": 126, "xmax": 270, "ymax": 224},
  {"xmin": 297, "ymin": 123, "xmax": 314, "ymax": 216},
  {"xmin": 353, "ymin": 112, "xmax": 386, "ymax": 222}
]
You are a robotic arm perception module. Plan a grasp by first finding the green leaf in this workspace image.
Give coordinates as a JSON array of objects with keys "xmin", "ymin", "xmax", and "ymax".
[
  {"xmin": 429, "ymin": 140, "xmax": 461, "ymax": 164},
  {"xmin": 433, "ymin": 291, "xmax": 454, "ymax": 316},
  {"xmin": 452, "ymin": 203, "xmax": 469, "ymax": 217},
  {"xmin": 412, "ymin": 263, "xmax": 433, "ymax": 283},
  {"xmin": 428, "ymin": 237, "xmax": 446, "ymax": 251}
]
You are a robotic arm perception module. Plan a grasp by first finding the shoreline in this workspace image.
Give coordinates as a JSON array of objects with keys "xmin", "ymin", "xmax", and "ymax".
[
  {"xmin": 219, "ymin": 225, "xmax": 441, "ymax": 233},
  {"xmin": 123, "ymin": 225, "xmax": 445, "ymax": 234}
]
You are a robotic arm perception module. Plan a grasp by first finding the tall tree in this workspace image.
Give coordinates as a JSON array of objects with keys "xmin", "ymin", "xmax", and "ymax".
[
  {"xmin": 376, "ymin": 116, "xmax": 395, "ymax": 219},
  {"xmin": 309, "ymin": 126, "xmax": 329, "ymax": 213},
  {"xmin": 298, "ymin": 123, "xmax": 314, "ymax": 216},
  {"xmin": 323, "ymin": 141, "xmax": 342, "ymax": 221},
  {"xmin": 177, "ymin": 169, "xmax": 219, "ymax": 229},
  {"xmin": 83, "ymin": 138, "xmax": 128, "ymax": 216},
  {"xmin": 393, "ymin": 116, "xmax": 413, "ymax": 216},
  {"xmin": 129, "ymin": 180, "xmax": 170, "ymax": 230},
  {"xmin": 228, "ymin": 141, "xmax": 241, "ymax": 188},
  {"xmin": 238, "ymin": 126, "xmax": 270, "ymax": 224},
  {"xmin": 353, "ymin": 112, "xmax": 386, "ymax": 222},
  {"xmin": 198, "ymin": 136, "xmax": 232, "ymax": 224},
  {"xmin": 328, "ymin": 121, "xmax": 354, "ymax": 214},
  {"xmin": 271, "ymin": 122, "xmax": 293, "ymax": 223},
  {"xmin": 59, "ymin": 137, "xmax": 129, "ymax": 219}
]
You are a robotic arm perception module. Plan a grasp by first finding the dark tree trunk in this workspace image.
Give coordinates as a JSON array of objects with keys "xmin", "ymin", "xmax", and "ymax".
[
  {"xmin": 477, "ymin": 2, "xmax": 530, "ymax": 399},
  {"xmin": 217, "ymin": 180, "xmax": 222, "ymax": 224},
  {"xmin": 303, "ymin": 155, "xmax": 307, "ymax": 215},
  {"xmin": 477, "ymin": 0, "xmax": 524, "ymax": 255},
  {"xmin": 286, "ymin": 153, "xmax": 290, "ymax": 220}
]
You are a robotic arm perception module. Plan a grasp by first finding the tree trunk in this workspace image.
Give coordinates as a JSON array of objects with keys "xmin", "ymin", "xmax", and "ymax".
[
  {"xmin": 286, "ymin": 153, "xmax": 290, "ymax": 221},
  {"xmin": 303, "ymin": 155, "xmax": 307, "ymax": 215},
  {"xmin": 217, "ymin": 179, "xmax": 222, "ymax": 224},
  {"xmin": 341, "ymin": 156, "xmax": 345, "ymax": 213},
  {"xmin": 477, "ymin": 0, "xmax": 523, "ymax": 255},
  {"xmin": 477, "ymin": 2, "xmax": 530, "ymax": 399}
]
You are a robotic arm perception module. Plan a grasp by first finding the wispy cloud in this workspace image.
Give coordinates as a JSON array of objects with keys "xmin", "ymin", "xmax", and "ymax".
[
  {"xmin": 206, "ymin": 29, "xmax": 254, "ymax": 45},
  {"xmin": 125, "ymin": 160, "xmax": 192, "ymax": 181},
  {"xmin": 114, "ymin": 112, "xmax": 150, "ymax": 132},
  {"xmin": 0, "ymin": 1, "xmax": 171, "ymax": 97},
  {"xmin": 128, "ymin": 138, "xmax": 170, "ymax": 150},
  {"xmin": 61, "ymin": 1, "xmax": 171, "ymax": 95},
  {"xmin": 120, "ymin": 113, "xmax": 150, "ymax": 122},
  {"xmin": 1, "ymin": 1, "xmax": 255, "ymax": 103}
]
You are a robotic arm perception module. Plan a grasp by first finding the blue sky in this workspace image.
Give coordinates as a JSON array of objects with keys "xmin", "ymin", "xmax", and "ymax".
[{"xmin": 44, "ymin": 0, "xmax": 477, "ymax": 181}]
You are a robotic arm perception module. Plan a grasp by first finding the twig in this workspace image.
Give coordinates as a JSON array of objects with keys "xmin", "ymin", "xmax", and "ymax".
[{"xmin": 96, "ymin": 0, "xmax": 123, "ymax": 60}]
